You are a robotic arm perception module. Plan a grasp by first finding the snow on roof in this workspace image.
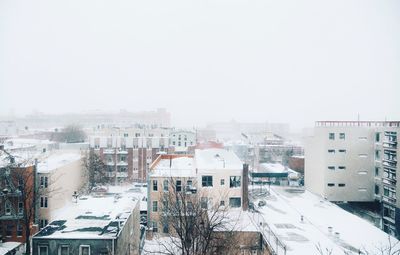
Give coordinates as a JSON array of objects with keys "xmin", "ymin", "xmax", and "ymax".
[
  {"xmin": 258, "ymin": 163, "xmax": 289, "ymax": 173},
  {"xmin": 34, "ymin": 186, "xmax": 141, "ymax": 240},
  {"xmin": 0, "ymin": 242, "xmax": 22, "ymax": 255},
  {"xmin": 150, "ymin": 156, "xmax": 195, "ymax": 178},
  {"xmin": 250, "ymin": 186, "xmax": 398, "ymax": 254},
  {"xmin": 195, "ymin": 148, "xmax": 242, "ymax": 170},
  {"xmin": 37, "ymin": 152, "xmax": 82, "ymax": 173}
]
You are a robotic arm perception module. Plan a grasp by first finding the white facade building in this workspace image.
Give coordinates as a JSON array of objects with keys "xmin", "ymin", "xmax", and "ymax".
[{"xmin": 305, "ymin": 121, "xmax": 400, "ymax": 236}]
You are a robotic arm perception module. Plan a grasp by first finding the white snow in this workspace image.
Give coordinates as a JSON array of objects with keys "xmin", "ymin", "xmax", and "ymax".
[
  {"xmin": 34, "ymin": 185, "xmax": 143, "ymax": 239},
  {"xmin": 195, "ymin": 148, "xmax": 243, "ymax": 170},
  {"xmin": 150, "ymin": 156, "xmax": 195, "ymax": 177},
  {"xmin": 37, "ymin": 152, "xmax": 82, "ymax": 173},
  {"xmin": 249, "ymin": 186, "xmax": 399, "ymax": 254},
  {"xmin": 0, "ymin": 242, "xmax": 22, "ymax": 255}
]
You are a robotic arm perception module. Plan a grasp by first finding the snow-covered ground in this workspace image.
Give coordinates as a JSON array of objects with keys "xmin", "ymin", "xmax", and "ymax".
[{"xmin": 249, "ymin": 185, "xmax": 398, "ymax": 254}]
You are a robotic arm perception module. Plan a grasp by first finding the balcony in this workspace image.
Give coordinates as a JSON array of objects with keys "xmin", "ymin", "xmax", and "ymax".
[
  {"xmin": 117, "ymin": 149, "xmax": 128, "ymax": 155},
  {"xmin": 104, "ymin": 149, "xmax": 115, "ymax": 154},
  {"xmin": 382, "ymin": 196, "xmax": 396, "ymax": 205},
  {"xmin": 105, "ymin": 172, "xmax": 115, "ymax": 177},
  {"xmin": 116, "ymin": 172, "xmax": 128, "ymax": 178},
  {"xmin": 383, "ymin": 141, "xmax": 397, "ymax": 150},
  {"xmin": 117, "ymin": 161, "xmax": 128, "ymax": 166},
  {"xmin": 382, "ymin": 177, "xmax": 396, "ymax": 186},
  {"xmin": 106, "ymin": 161, "xmax": 114, "ymax": 166}
]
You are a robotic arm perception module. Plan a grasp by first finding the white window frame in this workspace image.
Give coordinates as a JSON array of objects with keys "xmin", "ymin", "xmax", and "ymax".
[
  {"xmin": 38, "ymin": 246, "xmax": 49, "ymax": 255},
  {"xmin": 79, "ymin": 245, "xmax": 91, "ymax": 255},
  {"xmin": 58, "ymin": 245, "xmax": 69, "ymax": 255}
]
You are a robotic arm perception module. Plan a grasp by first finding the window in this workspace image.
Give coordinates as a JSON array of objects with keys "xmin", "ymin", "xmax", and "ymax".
[
  {"xmin": 375, "ymin": 185, "xmax": 379, "ymax": 195},
  {"xmin": 202, "ymin": 176, "xmax": 213, "ymax": 187},
  {"xmin": 120, "ymin": 156, "xmax": 126, "ymax": 162},
  {"xmin": 338, "ymin": 183, "xmax": 345, "ymax": 187},
  {"xmin": 201, "ymin": 197, "xmax": 208, "ymax": 209},
  {"xmin": 220, "ymin": 179, "xmax": 225, "ymax": 185},
  {"xmin": 40, "ymin": 196, "xmax": 48, "ymax": 208},
  {"xmin": 338, "ymin": 166, "xmax": 346, "ymax": 170},
  {"xmin": 6, "ymin": 224, "xmax": 13, "ymax": 237},
  {"xmin": 187, "ymin": 180, "xmax": 193, "ymax": 187},
  {"xmin": 338, "ymin": 149, "xmax": 346, "ymax": 153},
  {"xmin": 329, "ymin": 133, "xmax": 335, "ymax": 140},
  {"xmin": 163, "ymin": 180, "xmax": 168, "ymax": 192},
  {"xmin": 327, "ymin": 183, "xmax": 335, "ymax": 187},
  {"xmin": 328, "ymin": 149, "xmax": 335, "ymax": 154},
  {"xmin": 375, "ymin": 167, "xmax": 379, "ymax": 177},
  {"xmin": 375, "ymin": 150, "xmax": 381, "ymax": 160},
  {"xmin": 176, "ymin": 180, "xmax": 182, "ymax": 192},
  {"xmin": 79, "ymin": 245, "xmax": 90, "ymax": 255},
  {"xmin": 59, "ymin": 245, "xmax": 69, "ymax": 255},
  {"xmin": 38, "ymin": 246, "xmax": 48, "ymax": 255},
  {"xmin": 152, "ymin": 180, "xmax": 158, "ymax": 191},
  {"xmin": 152, "ymin": 201, "xmax": 158, "ymax": 212},
  {"xmin": 5, "ymin": 201, "xmax": 11, "ymax": 215},
  {"xmin": 376, "ymin": 132, "xmax": 380, "ymax": 142},
  {"xmin": 18, "ymin": 201, "xmax": 23, "ymax": 215},
  {"xmin": 123, "ymin": 133, "xmax": 128, "ymax": 137},
  {"xmin": 162, "ymin": 222, "xmax": 169, "ymax": 234},
  {"xmin": 40, "ymin": 176, "xmax": 48, "ymax": 188},
  {"xmin": 339, "ymin": 133, "xmax": 345, "ymax": 140},
  {"xmin": 220, "ymin": 200, "xmax": 225, "ymax": 206},
  {"xmin": 152, "ymin": 222, "xmax": 158, "ymax": 233},
  {"xmin": 328, "ymin": 166, "xmax": 335, "ymax": 170},
  {"xmin": 40, "ymin": 219, "xmax": 48, "ymax": 229},
  {"xmin": 230, "ymin": 176, "xmax": 241, "ymax": 188},
  {"xmin": 229, "ymin": 197, "xmax": 241, "ymax": 208},
  {"xmin": 17, "ymin": 224, "xmax": 22, "ymax": 236}
]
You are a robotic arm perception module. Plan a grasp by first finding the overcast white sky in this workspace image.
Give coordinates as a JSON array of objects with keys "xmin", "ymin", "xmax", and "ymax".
[{"xmin": 1, "ymin": 0, "xmax": 399, "ymax": 128}]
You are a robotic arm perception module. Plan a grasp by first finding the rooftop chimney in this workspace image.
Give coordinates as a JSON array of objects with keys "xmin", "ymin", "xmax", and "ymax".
[{"xmin": 242, "ymin": 164, "xmax": 249, "ymax": 211}]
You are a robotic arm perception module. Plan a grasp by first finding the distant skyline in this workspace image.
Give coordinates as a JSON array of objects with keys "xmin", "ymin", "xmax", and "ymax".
[{"xmin": 1, "ymin": 0, "xmax": 399, "ymax": 129}]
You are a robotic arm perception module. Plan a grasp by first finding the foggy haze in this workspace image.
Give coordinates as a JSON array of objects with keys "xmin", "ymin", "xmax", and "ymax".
[{"xmin": 1, "ymin": 0, "xmax": 399, "ymax": 129}]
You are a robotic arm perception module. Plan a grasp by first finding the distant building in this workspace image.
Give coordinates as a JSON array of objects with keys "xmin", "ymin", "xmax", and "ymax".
[
  {"xmin": 168, "ymin": 130, "xmax": 196, "ymax": 154},
  {"xmin": 89, "ymin": 128, "xmax": 170, "ymax": 182},
  {"xmin": 305, "ymin": 121, "xmax": 400, "ymax": 236},
  {"xmin": 288, "ymin": 155, "xmax": 305, "ymax": 174},
  {"xmin": 32, "ymin": 187, "xmax": 141, "ymax": 255}
]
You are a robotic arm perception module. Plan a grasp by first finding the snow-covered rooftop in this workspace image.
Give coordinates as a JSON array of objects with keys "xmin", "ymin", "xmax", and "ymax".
[
  {"xmin": 258, "ymin": 163, "xmax": 288, "ymax": 173},
  {"xmin": 0, "ymin": 242, "xmax": 22, "ymax": 255},
  {"xmin": 150, "ymin": 156, "xmax": 195, "ymax": 177},
  {"xmin": 250, "ymin": 186, "xmax": 398, "ymax": 254},
  {"xmin": 195, "ymin": 148, "xmax": 242, "ymax": 170},
  {"xmin": 34, "ymin": 186, "xmax": 142, "ymax": 240},
  {"xmin": 37, "ymin": 152, "xmax": 82, "ymax": 173}
]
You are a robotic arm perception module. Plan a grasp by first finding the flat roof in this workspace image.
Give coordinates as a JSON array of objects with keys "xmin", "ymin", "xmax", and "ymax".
[
  {"xmin": 37, "ymin": 152, "xmax": 82, "ymax": 173},
  {"xmin": 250, "ymin": 186, "xmax": 398, "ymax": 254},
  {"xmin": 150, "ymin": 155, "xmax": 195, "ymax": 177},
  {"xmin": 316, "ymin": 121, "xmax": 400, "ymax": 128},
  {"xmin": 195, "ymin": 148, "xmax": 243, "ymax": 170},
  {"xmin": 34, "ymin": 186, "xmax": 142, "ymax": 240}
]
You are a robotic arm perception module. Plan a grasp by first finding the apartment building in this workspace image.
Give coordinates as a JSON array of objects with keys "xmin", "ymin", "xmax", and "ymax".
[
  {"xmin": 305, "ymin": 121, "xmax": 400, "ymax": 236},
  {"xmin": 89, "ymin": 132, "xmax": 170, "ymax": 182},
  {"xmin": 147, "ymin": 148, "xmax": 248, "ymax": 235},
  {"xmin": 168, "ymin": 129, "xmax": 196, "ymax": 154},
  {"xmin": 36, "ymin": 152, "xmax": 85, "ymax": 230}
]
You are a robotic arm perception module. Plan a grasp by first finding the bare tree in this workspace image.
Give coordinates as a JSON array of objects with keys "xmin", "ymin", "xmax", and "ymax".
[
  {"xmin": 82, "ymin": 151, "xmax": 108, "ymax": 191},
  {"xmin": 144, "ymin": 177, "xmax": 239, "ymax": 255},
  {"xmin": 53, "ymin": 124, "xmax": 86, "ymax": 143}
]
